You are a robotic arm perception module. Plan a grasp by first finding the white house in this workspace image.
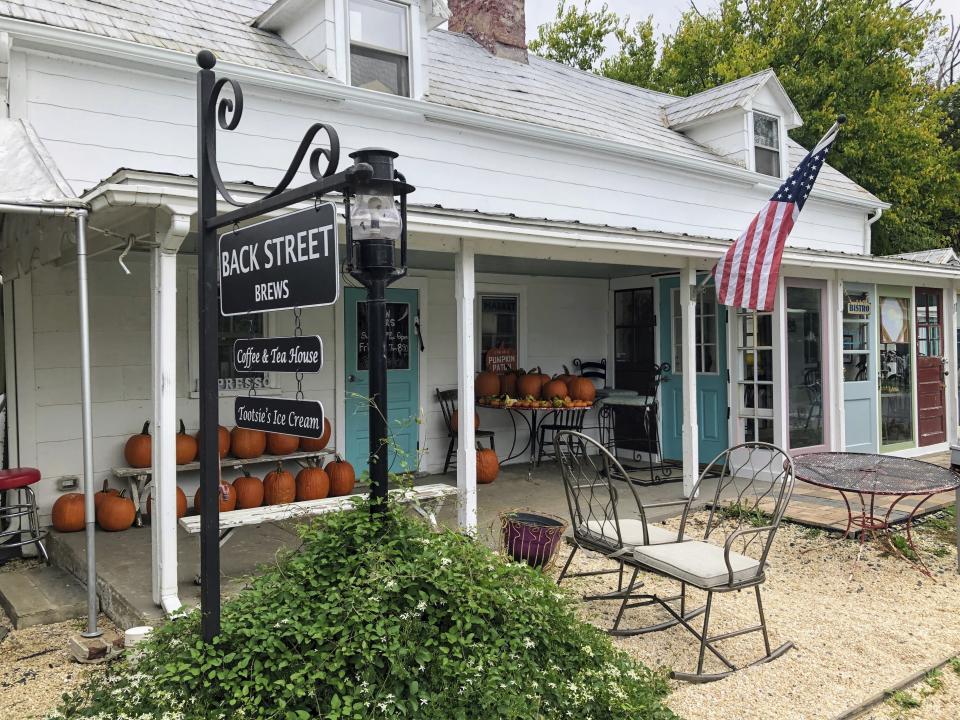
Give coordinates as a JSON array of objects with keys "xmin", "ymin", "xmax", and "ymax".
[{"xmin": 0, "ymin": 0, "xmax": 956, "ymax": 614}]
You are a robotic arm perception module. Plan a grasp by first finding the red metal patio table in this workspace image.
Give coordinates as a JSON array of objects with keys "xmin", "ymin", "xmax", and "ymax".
[{"xmin": 793, "ymin": 452, "xmax": 959, "ymax": 572}]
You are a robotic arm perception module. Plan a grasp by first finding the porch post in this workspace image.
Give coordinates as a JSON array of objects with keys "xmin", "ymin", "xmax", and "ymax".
[
  {"xmin": 455, "ymin": 239, "xmax": 477, "ymax": 532},
  {"xmin": 945, "ymin": 281, "xmax": 958, "ymax": 449},
  {"xmin": 828, "ymin": 272, "xmax": 844, "ymax": 451},
  {"xmin": 680, "ymin": 261, "xmax": 698, "ymax": 496},
  {"xmin": 150, "ymin": 213, "xmax": 189, "ymax": 613}
]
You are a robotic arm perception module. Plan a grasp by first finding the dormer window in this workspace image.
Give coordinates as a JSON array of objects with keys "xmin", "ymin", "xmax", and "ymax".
[
  {"xmin": 753, "ymin": 112, "xmax": 781, "ymax": 177},
  {"xmin": 349, "ymin": 0, "xmax": 410, "ymax": 97}
]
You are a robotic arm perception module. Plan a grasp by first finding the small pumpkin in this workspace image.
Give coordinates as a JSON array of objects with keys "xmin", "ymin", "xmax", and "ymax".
[
  {"xmin": 568, "ymin": 377, "xmax": 597, "ymax": 404},
  {"xmin": 266, "ymin": 432, "xmax": 300, "ymax": 456},
  {"xmin": 474, "ymin": 371, "xmax": 500, "ymax": 398},
  {"xmin": 193, "ymin": 482, "xmax": 237, "ymax": 513},
  {"xmin": 517, "ymin": 370, "xmax": 545, "ymax": 399},
  {"xmin": 263, "ymin": 464, "xmax": 296, "ymax": 505},
  {"xmin": 96, "ymin": 492, "xmax": 136, "ymax": 532},
  {"xmin": 230, "ymin": 427, "xmax": 266, "ymax": 459},
  {"xmin": 450, "ymin": 410, "xmax": 480, "ymax": 432},
  {"xmin": 542, "ymin": 379, "xmax": 569, "ymax": 400},
  {"xmin": 195, "ymin": 425, "xmax": 231, "ymax": 459},
  {"xmin": 94, "ymin": 479, "xmax": 121, "ymax": 512},
  {"xmin": 325, "ymin": 455, "xmax": 356, "ymax": 497},
  {"xmin": 146, "ymin": 487, "xmax": 188, "ymax": 520},
  {"xmin": 477, "ymin": 447, "xmax": 500, "ymax": 484},
  {"xmin": 300, "ymin": 418, "xmax": 332, "ymax": 452},
  {"xmin": 124, "ymin": 421, "xmax": 152, "ymax": 468},
  {"xmin": 232, "ymin": 474, "xmax": 264, "ymax": 509},
  {"xmin": 500, "ymin": 372, "xmax": 518, "ymax": 397},
  {"xmin": 295, "ymin": 466, "xmax": 330, "ymax": 501},
  {"xmin": 176, "ymin": 420, "xmax": 199, "ymax": 465},
  {"xmin": 51, "ymin": 493, "xmax": 85, "ymax": 532}
]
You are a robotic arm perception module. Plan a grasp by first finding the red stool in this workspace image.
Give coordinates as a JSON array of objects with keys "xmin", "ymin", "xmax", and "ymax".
[{"xmin": 0, "ymin": 468, "xmax": 48, "ymax": 562}]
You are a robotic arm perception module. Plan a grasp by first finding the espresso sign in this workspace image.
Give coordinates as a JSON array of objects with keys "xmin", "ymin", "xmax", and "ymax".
[
  {"xmin": 219, "ymin": 205, "xmax": 339, "ymax": 316},
  {"xmin": 234, "ymin": 336, "xmax": 323, "ymax": 374},
  {"xmin": 234, "ymin": 396, "xmax": 325, "ymax": 439}
]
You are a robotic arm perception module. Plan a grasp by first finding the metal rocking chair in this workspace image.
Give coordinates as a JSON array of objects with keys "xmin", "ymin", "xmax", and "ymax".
[
  {"xmin": 631, "ymin": 442, "xmax": 796, "ymax": 682},
  {"xmin": 553, "ymin": 430, "xmax": 705, "ymax": 636}
]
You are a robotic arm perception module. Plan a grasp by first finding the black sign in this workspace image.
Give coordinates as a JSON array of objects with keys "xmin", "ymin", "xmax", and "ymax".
[
  {"xmin": 234, "ymin": 396, "xmax": 326, "ymax": 439},
  {"xmin": 234, "ymin": 335, "xmax": 323, "ymax": 374},
  {"xmin": 358, "ymin": 302, "xmax": 410, "ymax": 371},
  {"xmin": 219, "ymin": 205, "xmax": 339, "ymax": 316}
]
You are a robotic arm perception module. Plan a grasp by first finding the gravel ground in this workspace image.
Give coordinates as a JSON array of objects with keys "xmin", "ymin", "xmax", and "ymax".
[
  {"xmin": 860, "ymin": 661, "xmax": 960, "ymax": 719},
  {"xmin": 558, "ymin": 514, "xmax": 960, "ymax": 720}
]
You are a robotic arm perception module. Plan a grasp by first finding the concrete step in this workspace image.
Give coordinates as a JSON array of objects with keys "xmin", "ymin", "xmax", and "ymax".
[{"xmin": 0, "ymin": 565, "xmax": 87, "ymax": 629}]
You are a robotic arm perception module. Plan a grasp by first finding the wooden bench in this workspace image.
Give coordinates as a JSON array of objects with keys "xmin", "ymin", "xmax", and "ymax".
[{"xmin": 112, "ymin": 450, "xmax": 331, "ymax": 526}]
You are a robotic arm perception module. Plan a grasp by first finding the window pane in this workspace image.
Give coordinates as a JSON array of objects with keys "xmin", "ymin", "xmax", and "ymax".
[
  {"xmin": 350, "ymin": 0, "xmax": 407, "ymax": 52},
  {"xmin": 879, "ymin": 295, "xmax": 913, "ymax": 447},
  {"xmin": 358, "ymin": 302, "xmax": 410, "ymax": 371},
  {"xmin": 615, "ymin": 328, "xmax": 637, "ymax": 363},
  {"xmin": 754, "ymin": 113, "xmax": 779, "ymax": 148},
  {"xmin": 755, "ymin": 147, "xmax": 780, "ymax": 177},
  {"xmin": 218, "ymin": 301, "xmax": 268, "ymax": 392},
  {"xmin": 787, "ymin": 286, "xmax": 823, "ymax": 449},
  {"xmin": 615, "ymin": 290, "xmax": 636, "ymax": 325},
  {"xmin": 480, "ymin": 295, "xmax": 518, "ymax": 372},
  {"xmin": 757, "ymin": 314, "xmax": 773, "ymax": 346},
  {"xmin": 351, "ymin": 45, "xmax": 409, "ymax": 96}
]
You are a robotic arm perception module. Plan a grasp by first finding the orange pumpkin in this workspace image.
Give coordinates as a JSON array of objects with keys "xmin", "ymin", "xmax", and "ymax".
[
  {"xmin": 51, "ymin": 493, "xmax": 85, "ymax": 532},
  {"xmin": 568, "ymin": 377, "xmax": 596, "ymax": 404},
  {"xmin": 263, "ymin": 465, "xmax": 296, "ymax": 505},
  {"xmin": 450, "ymin": 410, "xmax": 480, "ymax": 432},
  {"xmin": 96, "ymin": 493, "xmax": 136, "ymax": 532},
  {"xmin": 325, "ymin": 455, "xmax": 356, "ymax": 497},
  {"xmin": 195, "ymin": 425, "xmax": 231, "ymax": 459},
  {"xmin": 124, "ymin": 421, "xmax": 152, "ymax": 468},
  {"xmin": 266, "ymin": 432, "xmax": 300, "ymax": 456},
  {"xmin": 230, "ymin": 427, "xmax": 266, "ymax": 459},
  {"xmin": 477, "ymin": 447, "xmax": 500, "ymax": 484},
  {"xmin": 542, "ymin": 379, "xmax": 569, "ymax": 400},
  {"xmin": 517, "ymin": 371, "xmax": 544, "ymax": 399},
  {"xmin": 146, "ymin": 487, "xmax": 188, "ymax": 520},
  {"xmin": 300, "ymin": 418, "xmax": 332, "ymax": 452},
  {"xmin": 474, "ymin": 371, "xmax": 500, "ymax": 398},
  {"xmin": 232, "ymin": 474, "xmax": 264, "ymax": 509},
  {"xmin": 94, "ymin": 479, "xmax": 121, "ymax": 512},
  {"xmin": 295, "ymin": 466, "xmax": 330, "ymax": 501},
  {"xmin": 194, "ymin": 482, "xmax": 237, "ymax": 513},
  {"xmin": 176, "ymin": 420, "xmax": 199, "ymax": 465},
  {"xmin": 500, "ymin": 372, "xmax": 518, "ymax": 397}
]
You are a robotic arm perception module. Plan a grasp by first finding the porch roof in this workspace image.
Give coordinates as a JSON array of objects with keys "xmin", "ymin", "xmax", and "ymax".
[{"xmin": 78, "ymin": 168, "xmax": 959, "ymax": 281}]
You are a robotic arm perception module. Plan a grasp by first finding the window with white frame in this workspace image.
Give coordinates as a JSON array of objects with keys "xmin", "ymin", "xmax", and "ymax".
[
  {"xmin": 753, "ymin": 112, "xmax": 781, "ymax": 178},
  {"xmin": 671, "ymin": 286, "xmax": 719, "ymax": 374},
  {"xmin": 349, "ymin": 0, "xmax": 410, "ymax": 97},
  {"xmin": 479, "ymin": 294, "xmax": 519, "ymax": 372},
  {"xmin": 737, "ymin": 308, "xmax": 775, "ymax": 443}
]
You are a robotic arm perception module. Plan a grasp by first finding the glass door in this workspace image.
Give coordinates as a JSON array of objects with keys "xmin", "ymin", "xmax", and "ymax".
[
  {"xmin": 786, "ymin": 282, "xmax": 828, "ymax": 452},
  {"xmin": 842, "ymin": 285, "xmax": 878, "ymax": 452},
  {"xmin": 878, "ymin": 286, "xmax": 915, "ymax": 452}
]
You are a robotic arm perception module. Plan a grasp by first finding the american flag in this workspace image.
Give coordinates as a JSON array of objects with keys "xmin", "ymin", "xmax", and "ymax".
[{"xmin": 713, "ymin": 120, "xmax": 843, "ymax": 311}]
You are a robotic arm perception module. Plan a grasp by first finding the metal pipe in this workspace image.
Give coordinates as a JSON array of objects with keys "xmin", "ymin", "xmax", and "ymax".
[
  {"xmin": 366, "ymin": 278, "xmax": 389, "ymax": 511},
  {"xmin": 75, "ymin": 209, "xmax": 101, "ymax": 638}
]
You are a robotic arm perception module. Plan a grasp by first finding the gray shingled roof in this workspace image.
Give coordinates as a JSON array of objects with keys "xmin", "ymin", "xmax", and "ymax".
[
  {"xmin": 0, "ymin": 0, "xmax": 881, "ymax": 205},
  {"xmin": 663, "ymin": 69, "xmax": 799, "ymax": 128},
  {"xmin": 892, "ymin": 248, "xmax": 960, "ymax": 265}
]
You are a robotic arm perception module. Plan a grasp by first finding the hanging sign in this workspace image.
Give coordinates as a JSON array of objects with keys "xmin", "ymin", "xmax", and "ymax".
[
  {"xmin": 485, "ymin": 345, "xmax": 517, "ymax": 373},
  {"xmin": 846, "ymin": 299, "xmax": 871, "ymax": 316},
  {"xmin": 219, "ymin": 205, "xmax": 339, "ymax": 316},
  {"xmin": 234, "ymin": 335, "xmax": 323, "ymax": 374},
  {"xmin": 234, "ymin": 396, "xmax": 325, "ymax": 439}
]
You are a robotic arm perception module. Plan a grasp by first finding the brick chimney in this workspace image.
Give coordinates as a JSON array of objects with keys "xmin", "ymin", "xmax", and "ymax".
[{"xmin": 449, "ymin": 0, "xmax": 528, "ymax": 63}]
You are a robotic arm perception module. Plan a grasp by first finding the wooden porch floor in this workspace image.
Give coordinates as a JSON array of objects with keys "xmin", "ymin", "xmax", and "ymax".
[{"xmin": 781, "ymin": 451, "xmax": 956, "ymax": 533}]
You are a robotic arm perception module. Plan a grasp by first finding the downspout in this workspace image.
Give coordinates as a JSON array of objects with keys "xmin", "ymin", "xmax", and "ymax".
[{"xmin": 865, "ymin": 208, "xmax": 883, "ymax": 255}]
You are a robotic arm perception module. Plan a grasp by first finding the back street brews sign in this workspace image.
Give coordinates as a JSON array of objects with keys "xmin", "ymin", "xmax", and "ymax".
[
  {"xmin": 219, "ymin": 205, "xmax": 339, "ymax": 316},
  {"xmin": 235, "ymin": 396, "xmax": 326, "ymax": 439}
]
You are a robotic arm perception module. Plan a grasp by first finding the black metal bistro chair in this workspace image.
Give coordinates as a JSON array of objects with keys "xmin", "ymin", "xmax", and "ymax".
[
  {"xmin": 436, "ymin": 388, "xmax": 496, "ymax": 474},
  {"xmin": 553, "ymin": 431, "xmax": 704, "ymax": 637},
  {"xmin": 535, "ymin": 408, "xmax": 588, "ymax": 466},
  {"xmin": 630, "ymin": 442, "xmax": 796, "ymax": 682},
  {"xmin": 572, "ymin": 357, "xmax": 606, "ymax": 383}
]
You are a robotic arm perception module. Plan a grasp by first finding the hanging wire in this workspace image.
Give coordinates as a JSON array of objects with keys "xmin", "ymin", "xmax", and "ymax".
[{"xmin": 294, "ymin": 306, "xmax": 304, "ymax": 399}]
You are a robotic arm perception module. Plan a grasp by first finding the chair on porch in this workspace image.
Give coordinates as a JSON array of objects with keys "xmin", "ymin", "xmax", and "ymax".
[
  {"xmin": 630, "ymin": 442, "xmax": 796, "ymax": 682},
  {"xmin": 573, "ymin": 357, "xmax": 606, "ymax": 383},
  {"xmin": 553, "ymin": 430, "xmax": 704, "ymax": 637},
  {"xmin": 535, "ymin": 408, "xmax": 588, "ymax": 466},
  {"xmin": 436, "ymin": 388, "xmax": 496, "ymax": 474}
]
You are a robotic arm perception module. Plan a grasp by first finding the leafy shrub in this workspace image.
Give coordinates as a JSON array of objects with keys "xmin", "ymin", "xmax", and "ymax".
[{"xmin": 52, "ymin": 498, "xmax": 676, "ymax": 720}]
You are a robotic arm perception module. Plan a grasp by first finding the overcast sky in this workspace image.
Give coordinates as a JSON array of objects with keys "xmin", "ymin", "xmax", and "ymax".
[{"xmin": 524, "ymin": 0, "xmax": 960, "ymax": 41}]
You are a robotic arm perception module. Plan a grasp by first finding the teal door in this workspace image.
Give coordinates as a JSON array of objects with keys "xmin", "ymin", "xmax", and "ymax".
[
  {"xmin": 843, "ymin": 283, "xmax": 878, "ymax": 452},
  {"xmin": 344, "ymin": 287, "xmax": 420, "ymax": 474},
  {"xmin": 658, "ymin": 276, "xmax": 728, "ymax": 464}
]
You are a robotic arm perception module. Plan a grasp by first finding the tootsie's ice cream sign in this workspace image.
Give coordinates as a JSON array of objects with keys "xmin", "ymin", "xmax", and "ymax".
[{"xmin": 218, "ymin": 205, "xmax": 339, "ymax": 316}]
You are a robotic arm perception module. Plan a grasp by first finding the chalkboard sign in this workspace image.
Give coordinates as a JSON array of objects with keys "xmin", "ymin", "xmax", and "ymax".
[{"xmin": 357, "ymin": 302, "xmax": 410, "ymax": 371}]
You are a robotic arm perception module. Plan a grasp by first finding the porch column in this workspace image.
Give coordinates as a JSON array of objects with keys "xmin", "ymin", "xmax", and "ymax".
[
  {"xmin": 455, "ymin": 238, "xmax": 477, "ymax": 532},
  {"xmin": 827, "ymin": 272, "xmax": 844, "ymax": 450},
  {"xmin": 150, "ymin": 213, "xmax": 190, "ymax": 613},
  {"xmin": 945, "ymin": 282, "xmax": 959, "ymax": 448},
  {"xmin": 680, "ymin": 261, "xmax": 698, "ymax": 497}
]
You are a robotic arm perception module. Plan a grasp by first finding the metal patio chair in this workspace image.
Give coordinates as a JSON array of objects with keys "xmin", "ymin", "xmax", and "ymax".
[
  {"xmin": 436, "ymin": 388, "xmax": 495, "ymax": 474},
  {"xmin": 631, "ymin": 442, "xmax": 796, "ymax": 682},
  {"xmin": 553, "ymin": 430, "xmax": 705, "ymax": 636}
]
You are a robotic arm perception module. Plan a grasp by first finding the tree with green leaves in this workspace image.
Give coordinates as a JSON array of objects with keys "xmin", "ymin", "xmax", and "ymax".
[{"xmin": 530, "ymin": 0, "xmax": 960, "ymax": 255}]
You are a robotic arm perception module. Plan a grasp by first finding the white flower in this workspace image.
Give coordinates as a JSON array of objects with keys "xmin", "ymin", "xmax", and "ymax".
[
  {"xmin": 523, "ymin": 637, "xmax": 536, "ymax": 649},
  {"xmin": 440, "ymin": 557, "xmax": 452, "ymax": 566},
  {"xmin": 420, "ymin": 698, "xmax": 429, "ymax": 705},
  {"xmin": 582, "ymin": 645, "xmax": 594, "ymax": 657},
  {"xmin": 415, "ymin": 600, "xmax": 427, "ymax": 612}
]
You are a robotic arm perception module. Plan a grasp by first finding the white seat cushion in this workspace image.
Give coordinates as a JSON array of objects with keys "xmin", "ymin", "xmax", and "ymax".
[
  {"xmin": 584, "ymin": 518, "xmax": 680, "ymax": 546},
  {"xmin": 633, "ymin": 540, "xmax": 760, "ymax": 588}
]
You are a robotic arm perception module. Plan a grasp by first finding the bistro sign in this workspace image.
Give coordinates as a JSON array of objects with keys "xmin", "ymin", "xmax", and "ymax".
[
  {"xmin": 219, "ymin": 205, "xmax": 339, "ymax": 316},
  {"xmin": 234, "ymin": 335, "xmax": 323, "ymax": 374},
  {"xmin": 234, "ymin": 395, "xmax": 326, "ymax": 439}
]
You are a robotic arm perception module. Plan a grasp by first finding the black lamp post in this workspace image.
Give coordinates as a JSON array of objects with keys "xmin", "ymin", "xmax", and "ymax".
[{"xmin": 344, "ymin": 148, "xmax": 414, "ymax": 511}]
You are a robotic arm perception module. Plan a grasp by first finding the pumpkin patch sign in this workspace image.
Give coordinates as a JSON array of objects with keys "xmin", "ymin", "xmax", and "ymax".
[{"xmin": 485, "ymin": 345, "xmax": 517, "ymax": 373}]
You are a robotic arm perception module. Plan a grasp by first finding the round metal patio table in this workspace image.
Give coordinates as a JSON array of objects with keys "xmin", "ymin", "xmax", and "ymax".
[{"xmin": 793, "ymin": 452, "xmax": 960, "ymax": 571}]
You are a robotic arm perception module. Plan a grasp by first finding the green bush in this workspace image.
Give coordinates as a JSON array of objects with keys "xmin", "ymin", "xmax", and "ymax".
[{"xmin": 52, "ymin": 499, "xmax": 676, "ymax": 720}]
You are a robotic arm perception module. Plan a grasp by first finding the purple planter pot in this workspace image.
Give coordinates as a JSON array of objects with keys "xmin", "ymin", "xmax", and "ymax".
[{"xmin": 502, "ymin": 511, "xmax": 566, "ymax": 569}]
